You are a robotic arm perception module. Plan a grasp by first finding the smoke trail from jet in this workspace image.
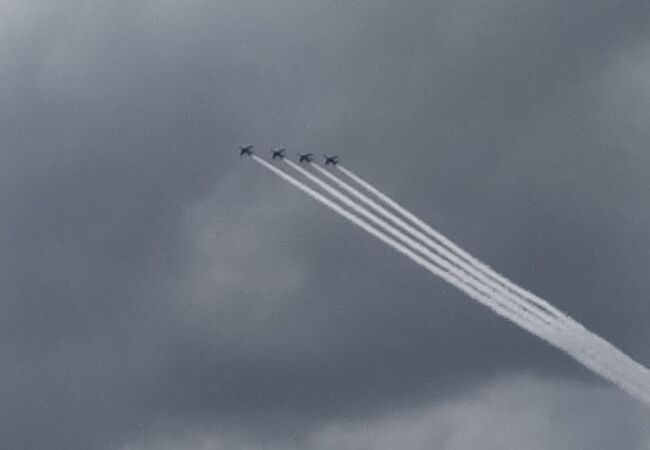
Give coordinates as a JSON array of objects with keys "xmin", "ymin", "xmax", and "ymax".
[
  {"xmin": 302, "ymin": 161, "xmax": 650, "ymax": 397},
  {"xmin": 287, "ymin": 160, "xmax": 581, "ymax": 335},
  {"xmin": 313, "ymin": 164, "xmax": 560, "ymax": 327},
  {"xmin": 252, "ymin": 156, "xmax": 650, "ymax": 404},
  {"xmin": 256, "ymin": 157, "xmax": 559, "ymax": 348},
  {"xmin": 337, "ymin": 166, "xmax": 569, "ymax": 320},
  {"xmin": 336, "ymin": 165, "xmax": 650, "ymax": 397},
  {"xmin": 315, "ymin": 164, "xmax": 650, "ymax": 392},
  {"xmin": 258, "ymin": 157, "xmax": 550, "ymax": 332}
]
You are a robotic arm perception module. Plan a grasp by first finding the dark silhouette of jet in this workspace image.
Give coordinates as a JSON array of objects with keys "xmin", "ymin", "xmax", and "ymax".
[
  {"xmin": 298, "ymin": 153, "xmax": 314, "ymax": 163},
  {"xmin": 271, "ymin": 148, "xmax": 287, "ymax": 160},
  {"xmin": 239, "ymin": 145, "xmax": 254, "ymax": 156},
  {"xmin": 323, "ymin": 155, "xmax": 339, "ymax": 166}
]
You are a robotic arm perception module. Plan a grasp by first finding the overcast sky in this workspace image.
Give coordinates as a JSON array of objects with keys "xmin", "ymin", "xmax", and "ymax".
[{"xmin": 1, "ymin": 1, "xmax": 649, "ymax": 449}]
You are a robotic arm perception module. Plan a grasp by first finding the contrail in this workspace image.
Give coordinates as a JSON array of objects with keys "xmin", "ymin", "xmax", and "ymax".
[
  {"xmin": 285, "ymin": 160, "xmax": 588, "ymax": 342},
  {"xmin": 335, "ymin": 164, "xmax": 650, "ymax": 398},
  {"xmin": 258, "ymin": 157, "xmax": 552, "ymax": 333},
  {"xmin": 338, "ymin": 166, "xmax": 569, "ymax": 321},
  {"xmin": 252, "ymin": 156, "xmax": 650, "ymax": 404},
  {"xmin": 286, "ymin": 159, "xmax": 561, "ymax": 332},
  {"xmin": 315, "ymin": 164, "xmax": 650, "ymax": 393},
  {"xmin": 298, "ymin": 160, "xmax": 649, "ymax": 398},
  {"xmin": 313, "ymin": 164, "xmax": 560, "ymax": 327}
]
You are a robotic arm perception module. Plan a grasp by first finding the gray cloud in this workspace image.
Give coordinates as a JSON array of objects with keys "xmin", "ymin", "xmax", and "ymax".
[
  {"xmin": 121, "ymin": 376, "xmax": 650, "ymax": 450},
  {"xmin": 0, "ymin": 1, "xmax": 649, "ymax": 449}
]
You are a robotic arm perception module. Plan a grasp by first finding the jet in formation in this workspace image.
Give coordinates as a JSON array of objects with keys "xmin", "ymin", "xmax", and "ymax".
[
  {"xmin": 239, "ymin": 145, "xmax": 254, "ymax": 156},
  {"xmin": 323, "ymin": 155, "xmax": 339, "ymax": 166},
  {"xmin": 238, "ymin": 146, "xmax": 339, "ymax": 166},
  {"xmin": 271, "ymin": 148, "xmax": 287, "ymax": 160}
]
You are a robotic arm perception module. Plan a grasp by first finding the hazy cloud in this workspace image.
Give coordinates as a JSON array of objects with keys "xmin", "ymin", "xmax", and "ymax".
[{"xmin": 0, "ymin": 1, "xmax": 648, "ymax": 448}]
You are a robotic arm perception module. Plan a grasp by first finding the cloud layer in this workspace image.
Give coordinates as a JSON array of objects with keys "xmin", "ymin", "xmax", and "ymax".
[{"xmin": 0, "ymin": 1, "xmax": 649, "ymax": 448}]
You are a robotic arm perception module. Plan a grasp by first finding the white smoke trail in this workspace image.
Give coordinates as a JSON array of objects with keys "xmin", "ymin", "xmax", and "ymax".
[
  {"xmin": 336, "ymin": 165, "xmax": 650, "ymax": 397},
  {"xmin": 337, "ymin": 166, "xmax": 569, "ymax": 320},
  {"xmin": 288, "ymin": 160, "xmax": 568, "ymax": 333},
  {"xmin": 258, "ymin": 157, "xmax": 548, "ymax": 332},
  {"xmin": 315, "ymin": 164, "xmax": 650, "ymax": 392},
  {"xmin": 304, "ymin": 161, "xmax": 650, "ymax": 397},
  {"xmin": 313, "ymin": 164, "xmax": 561, "ymax": 328},
  {"xmin": 252, "ymin": 156, "xmax": 650, "ymax": 404}
]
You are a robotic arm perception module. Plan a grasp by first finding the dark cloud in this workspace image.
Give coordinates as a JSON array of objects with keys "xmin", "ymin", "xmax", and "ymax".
[
  {"xmin": 121, "ymin": 376, "xmax": 650, "ymax": 450},
  {"xmin": 0, "ymin": 1, "xmax": 648, "ymax": 449}
]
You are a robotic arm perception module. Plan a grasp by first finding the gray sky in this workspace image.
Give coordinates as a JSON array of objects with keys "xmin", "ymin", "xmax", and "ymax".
[{"xmin": 1, "ymin": 1, "xmax": 649, "ymax": 449}]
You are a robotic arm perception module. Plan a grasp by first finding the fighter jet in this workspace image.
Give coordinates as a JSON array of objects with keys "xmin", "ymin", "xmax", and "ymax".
[
  {"xmin": 271, "ymin": 148, "xmax": 287, "ymax": 160},
  {"xmin": 239, "ymin": 145, "xmax": 254, "ymax": 156},
  {"xmin": 323, "ymin": 155, "xmax": 339, "ymax": 166},
  {"xmin": 298, "ymin": 153, "xmax": 314, "ymax": 163}
]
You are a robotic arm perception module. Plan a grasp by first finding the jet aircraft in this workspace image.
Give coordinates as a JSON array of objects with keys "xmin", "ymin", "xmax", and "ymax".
[
  {"xmin": 323, "ymin": 155, "xmax": 339, "ymax": 166},
  {"xmin": 239, "ymin": 145, "xmax": 254, "ymax": 156},
  {"xmin": 271, "ymin": 148, "xmax": 287, "ymax": 160},
  {"xmin": 298, "ymin": 153, "xmax": 314, "ymax": 163}
]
